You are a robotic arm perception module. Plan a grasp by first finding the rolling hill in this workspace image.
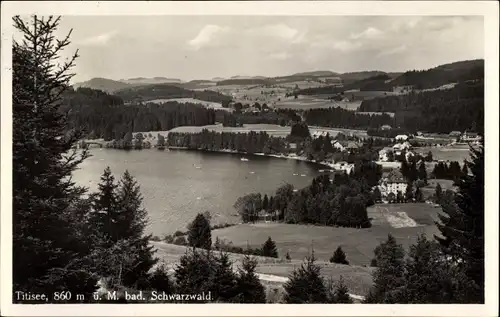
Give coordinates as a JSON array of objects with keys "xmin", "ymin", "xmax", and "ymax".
[
  {"xmin": 72, "ymin": 78, "xmax": 132, "ymax": 93},
  {"xmin": 114, "ymin": 83, "xmax": 233, "ymax": 104},
  {"xmin": 389, "ymin": 59, "xmax": 484, "ymax": 90}
]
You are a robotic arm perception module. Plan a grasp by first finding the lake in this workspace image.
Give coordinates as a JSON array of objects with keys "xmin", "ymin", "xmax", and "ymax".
[{"xmin": 73, "ymin": 149, "xmax": 323, "ymax": 237}]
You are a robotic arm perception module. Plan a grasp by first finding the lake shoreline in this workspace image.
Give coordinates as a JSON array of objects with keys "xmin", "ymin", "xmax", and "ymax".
[{"xmin": 166, "ymin": 146, "xmax": 337, "ymax": 170}]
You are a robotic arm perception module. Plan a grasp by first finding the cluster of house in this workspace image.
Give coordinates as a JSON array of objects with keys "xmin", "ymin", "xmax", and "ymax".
[
  {"xmin": 448, "ymin": 131, "xmax": 481, "ymax": 142},
  {"xmin": 378, "ymin": 134, "xmax": 414, "ymax": 162},
  {"xmin": 311, "ymin": 131, "xmax": 363, "ymax": 153}
]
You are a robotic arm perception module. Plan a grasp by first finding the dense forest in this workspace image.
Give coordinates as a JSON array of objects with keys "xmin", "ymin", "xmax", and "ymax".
[
  {"xmin": 358, "ymin": 81, "xmax": 484, "ymax": 133},
  {"xmin": 167, "ymin": 129, "xmax": 289, "ymax": 154},
  {"xmin": 293, "ymin": 59, "xmax": 483, "ymax": 96},
  {"xmin": 389, "ymin": 59, "xmax": 484, "ymax": 90},
  {"xmin": 114, "ymin": 83, "xmax": 232, "ymax": 105},
  {"xmin": 235, "ymin": 165, "xmax": 382, "ymax": 228},
  {"xmin": 62, "ymin": 87, "xmax": 216, "ymax": 140},
  {"xmin": 303, "ymin": 107, "xmax": 394, "ymax": 129}
]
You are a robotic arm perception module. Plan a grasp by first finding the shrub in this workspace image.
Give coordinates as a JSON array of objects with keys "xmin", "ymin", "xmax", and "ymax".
[
  {"xmin": 150, "ymin": 236, "xmax": 161, "ymax": 242},
  {"xmin": 174, "ymin": 230, "xmax": 186, "ymax": 237},
  {"xmin": 173, "ymin": 236, "xmax": 187, "ymax": 246},
  {"xmin": 164, "ymin": 234, "xmax": 174, "ymax": 243}
]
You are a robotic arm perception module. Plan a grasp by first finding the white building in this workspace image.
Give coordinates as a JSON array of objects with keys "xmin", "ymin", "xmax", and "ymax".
[
  {"xmin": 378, "ymin": 147, "xmax": 393, "ymax": 162},
  {"xmin": 332, "ymin": 161, "xmax": 355, "ymax": 175},
  {"xmin": 332, "ymin": 140, "xmax": 345, "ymax": 152},
  {"xmin": 312, "ymin": 131, "xmax": 329, "ymax": 139},
  {"xmin": 395, "ymin": 134, "xmax": 409, "ymax": 142},
  {"xmin": 378, "ymin": 169, "xmax": 407, "ymax": 198},
  {"xmin": 461, "ymin": 132, "xmax": 480, "ymax": 142}
]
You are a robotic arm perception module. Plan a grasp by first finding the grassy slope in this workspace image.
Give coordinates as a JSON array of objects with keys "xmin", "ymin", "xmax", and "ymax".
[
  {"xmin": 151, "ymin": 242, "xmax": 374, "ymax": 296},
  {"xmin": 150, "ymin": 203, "xmax": 442, "ymax": 296},
  {"xmin": 209, "ymin": 203, "xmax": 442, "ymax": 267}
]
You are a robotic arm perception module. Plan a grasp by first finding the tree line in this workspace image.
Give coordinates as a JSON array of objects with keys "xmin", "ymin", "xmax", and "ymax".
[
  {"xmin": 358, "ymin": 81, "xmax": 484, "ymax": 134},
  {"xmin": 167, "ymin": 129, "xmax": 290, "ymax": 154},
  {"xmin": 432, "ymin": 161, "xmax": 468, "ymax": 181},
  {"xmin": 303, "ymin": 107, "xmax": 394, "ymax": 130},
  {"xmin": 65, "ymin": 89, "xmax": 217, "ymax": 141}
]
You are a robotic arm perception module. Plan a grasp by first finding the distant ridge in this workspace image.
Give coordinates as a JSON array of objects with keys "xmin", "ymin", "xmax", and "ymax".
[{"xmin": 72, "ymin": 78, "xmax": 131, "ymax": 93}]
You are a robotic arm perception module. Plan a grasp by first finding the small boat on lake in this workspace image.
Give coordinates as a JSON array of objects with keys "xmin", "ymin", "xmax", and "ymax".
[{"xmin": 240, "ymin": 157, "xmax": 249, "ymax": 161}]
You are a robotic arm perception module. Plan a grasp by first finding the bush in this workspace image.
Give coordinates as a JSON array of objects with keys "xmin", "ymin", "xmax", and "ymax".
[
  {"xmin": 173, "ymin": 236, "xmax": 187, "ymax": 246},
  {"xmin": 211, "ymin": 223, "xmax": 236, "ymax": 230},
  {"xmin": 164, "ymin": 234, "xmax": 174, "ymax": 243},
  {"xmin": 150, "ymin": 236, "xmax": 161, "ymax": 242},
  {"xmin": 149, "ymin": 264, "xmax": 175, "ymax": 293},
  {"xmin": 370, "ymin": 258, "xmax": 377, "ymax": 267},
  {"xmin": 174, "ymin": 230, "xmax": 186, "ymax": 237}
]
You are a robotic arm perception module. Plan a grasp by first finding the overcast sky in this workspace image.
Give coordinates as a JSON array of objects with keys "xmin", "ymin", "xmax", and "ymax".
[{"xmin": 50, "ymin": 15, "xmax": 484, "ymax": 83}]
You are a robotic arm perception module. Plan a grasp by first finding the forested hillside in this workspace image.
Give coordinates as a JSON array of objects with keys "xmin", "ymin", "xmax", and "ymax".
[
  {"xmin": 358, "ymin": 81, "xmax": 484, "ymax": 133},
  {"xmin": 114, "ymin": 83, "xmax": 232, "ymax": 105},
  {"xmin": 63, "ymin": 87, "xmax": 216, "ymax": 140},
  {"xmin": 389, "ymin": 59, "xmax": 484, "ymax": 89}
]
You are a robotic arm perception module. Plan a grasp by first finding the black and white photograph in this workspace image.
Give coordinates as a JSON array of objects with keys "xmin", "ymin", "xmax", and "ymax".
[{"xmin": 1, "ymin": 1, "xmax": 498, "ymax": 316}]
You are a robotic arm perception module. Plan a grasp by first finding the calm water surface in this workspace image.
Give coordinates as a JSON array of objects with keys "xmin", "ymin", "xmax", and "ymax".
[{"xmin": 73, "ymin": 149, "xmax": 323, "ymax": 236}]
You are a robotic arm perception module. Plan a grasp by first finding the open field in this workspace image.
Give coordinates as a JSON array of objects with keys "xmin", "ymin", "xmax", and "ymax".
[
  {"xmin": 343, "ymin": 90, "xmax": 398, "ymax": 100},
  {"xmin": 415, "ymin": 144, "xmax": 472, "ymax": 162},
  {"xmin": 209, "ymin": 203, "xmax": 442, "ymax": 268},
  {"xmin": 274, "ymin": 97, "xmax": 362, "ymax": 111},
  {"xmin": 150, "ymin": 241, "xmax": 374, "ymax": 296},
  {"xmin": 148, "ymin": 203, "xmax": 442, "ymax": 296}
]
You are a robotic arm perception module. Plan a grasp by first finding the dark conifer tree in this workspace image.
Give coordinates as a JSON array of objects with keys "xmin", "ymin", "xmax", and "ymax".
[
  {"xmin": 174, "ymin": 249, "xmax": 213, "ymax": 301},
  {"xmin": 149, "ymin": 264, "xmax": 175, "ymax": 294},
  {"xmin": 261, "ymin": 236, "xmax": 279, "ymax": 258},
  {"xmin": 418, "ymin": 162, "xmax": 428, "ymax": 184},
  {"xmin": 435, "ymin": 142, "xmax": 484, "ymax": 303},
  {"xmin": 262, "ymin": 194, "xmax": 269, "ymax": 211},
  {"xmin": 235, "ymin": 255, "xmax": 266, "ymax": 303},
  {"xmin": 209, "ymin": 251, "xmax": 238, "ymax": 302},
  {"xmin": 187, "ymin": 213, "xmax": 212, "ymax": 249},
  {"xmin": 461, "ymin": 161, "xmax": 469, "ymax": 176},
  {"xmin": 331, "ymin": 276, "xmax": 353, "ymax": 303},
  {"xmin": 394, "ymin": 234, "xmax": 457, "ymax": 303},
  {"xmin": 365, "ymin": 234, "xmax": 405, "ymax": 303},
  {"xmin": 91, "ymin": 167, "xmax": 119, "ymax": 245},
  {"xmin": 12, "ymin": 15, "xmax": 99, "ymax": 299},
  {"xmin": 405, "ymin": 182, "xmax": 414, "ymax": 202},
  {"xmin": 330, "ymin": 246, "xmax": 349, "ymax": 265},
  {"xmin": 284, "ymin": 253, "xmax": 328, "ymax": 303},
  {"xmin": 435, "ymin": 183, "xmax": 443, "ymax": 203}
]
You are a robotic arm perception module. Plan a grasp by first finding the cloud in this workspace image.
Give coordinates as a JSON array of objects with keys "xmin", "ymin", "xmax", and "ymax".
[
  {"xmin": 78, "ymin": 31, "xmax": 117, "ymax": 46},
  {"xmin": 188, "ymin": 25, "xmax": 230, "ymax": 50},
  {"xmin": 351, "ymin": 27, "xmax": 384, "ymax": 40},
  {"xmin": 269, "ymin": 52, "xmax": 292, "ymax": 60},
  {"xmin": 311, "ymin": 39, "xmax": 362, "ymax": 53},
  {"xmin": 247, "ymin": 24, "xmax": 304, "ymax": 43},
  {"xmin": 377, "ymin": 44, "xmax": 408, "ymax": 57}
]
